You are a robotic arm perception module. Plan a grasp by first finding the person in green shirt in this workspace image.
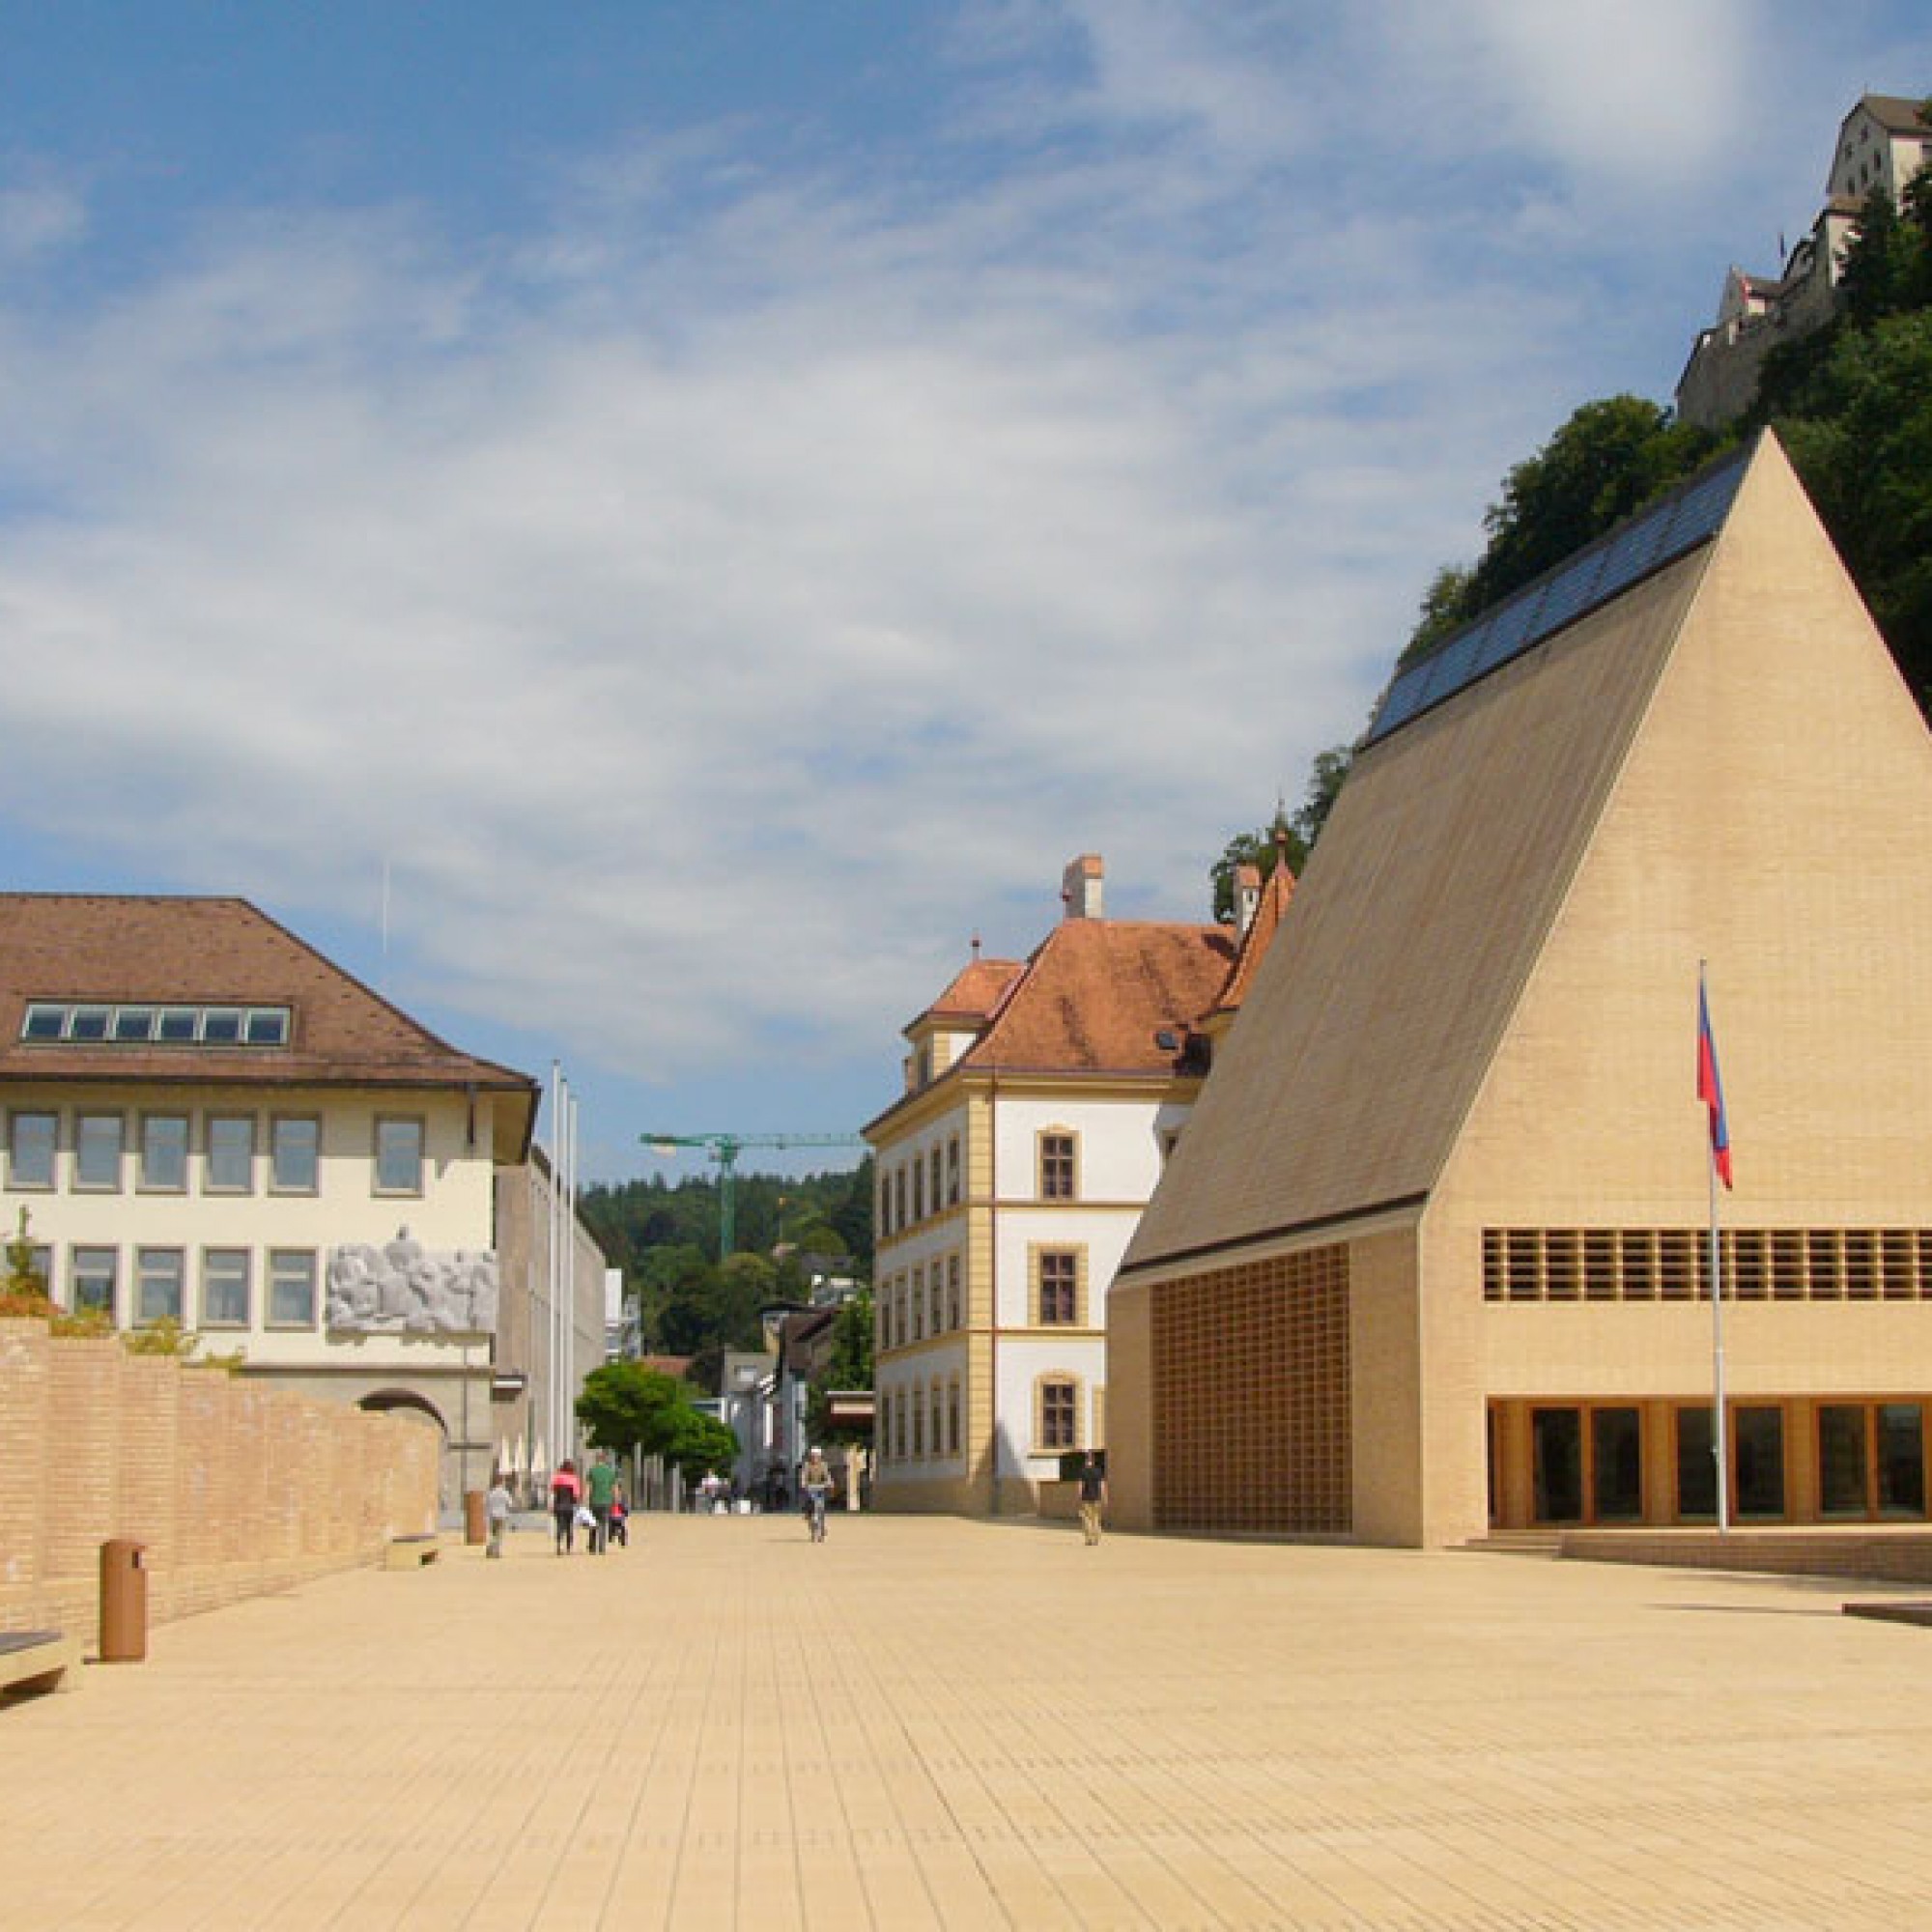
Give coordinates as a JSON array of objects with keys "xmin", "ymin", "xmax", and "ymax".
[{"xmin": 585, "ymin": 1453, "xmax": 620, "ymax": 1554}]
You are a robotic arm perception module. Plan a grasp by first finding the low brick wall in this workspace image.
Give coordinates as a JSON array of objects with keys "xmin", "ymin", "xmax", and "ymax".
[
  {"xmin": 1561, "ymin": 1525, "xmax": 1932, "ymax": 1585},
  {"xmin": 0, "ymin": 1318, "xmax": 439, "ymax": 1640}
]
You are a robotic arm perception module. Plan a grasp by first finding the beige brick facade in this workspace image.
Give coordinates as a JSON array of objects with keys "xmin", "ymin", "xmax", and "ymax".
[{"xmin": 0, "ymin": 1317, "xmax": 438, "ymax": 1638}]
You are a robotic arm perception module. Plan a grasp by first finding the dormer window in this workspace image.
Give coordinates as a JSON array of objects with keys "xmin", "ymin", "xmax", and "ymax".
[{"xmin": 17, "ymin": 1001, "xmax": 294, "ymax": 1046}]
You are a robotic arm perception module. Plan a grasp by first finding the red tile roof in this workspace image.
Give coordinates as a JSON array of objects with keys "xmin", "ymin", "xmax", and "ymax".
[
  {"xmin": 0, "ymin": 895, "xmax": 536, "ymax": 1142},
  {"xmin": 961, "ymin": 918, "xmax": 1236, "ymax": 1076},
  {"xmin": 920, "ymin": 955, "xmax": 1027, "ymax": 1027},
  {"xmin": 1208, "ymin": 860, "xmax": 1296, "ymax": 1021}
]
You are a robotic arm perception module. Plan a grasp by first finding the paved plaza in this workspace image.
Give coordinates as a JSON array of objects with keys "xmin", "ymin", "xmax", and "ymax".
[{"xmin": 7, "ymin": 1514, "xmax": 1932, "ymax": 1929}]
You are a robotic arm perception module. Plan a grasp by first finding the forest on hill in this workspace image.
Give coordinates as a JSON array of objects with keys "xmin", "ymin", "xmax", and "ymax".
[
  {"xmin": 578, "ymin": 1160, "xmax": 873, "ymax": 1391},
  {"xmin": 1401, "ymin": 163, "xmax": 1932, "ymax": 719}
]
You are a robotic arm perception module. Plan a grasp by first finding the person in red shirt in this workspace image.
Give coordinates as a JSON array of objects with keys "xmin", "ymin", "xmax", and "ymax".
[{"xmin": 549, "ymin": 1459, "xmax": 582, "ymax": 1555}]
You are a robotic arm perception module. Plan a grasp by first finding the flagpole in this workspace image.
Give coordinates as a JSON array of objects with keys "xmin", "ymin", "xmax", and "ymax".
[
  {"xmin": 1703, "ymin": 961, "xmax": 1730, "ymax": 1534},
  {"xmin": 1710, "ymin": 1117, "xmax": 1729, "ymax": 1533}
]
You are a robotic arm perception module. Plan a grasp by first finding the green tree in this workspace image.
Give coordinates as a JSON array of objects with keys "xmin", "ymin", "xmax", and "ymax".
[
  {"xmin": 1293, "ymin": 745, "xmax": 1352, "ymax": 851},
  {"xmin": 806, "ymin": 1290, "xmax": 875, "ymax": 1448},
  {"xmin": 576, "ymin": 1360, "xmax": 688, "ymax": 1461},
  {"xmin": 662, "ymin": 1405, "xmax": 742, "ymax": 1484},
  {"xmin": 1772, "ymin": 308, "xmax": 1932, "ymax": 710},
  {"xmin": 0, "ymin": 1207, "xmax": 52, "ymax": 1314},
  {"xmin": 1468, "ymin": 396, "xmax": 1719, "ymax": 612},
  {"xmin": 1837, "ymin": 185, "xmax": 1917, "ymax": 328}
]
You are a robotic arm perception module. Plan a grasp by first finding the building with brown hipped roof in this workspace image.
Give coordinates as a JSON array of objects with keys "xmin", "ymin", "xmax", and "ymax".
[
  {"xmin": 1109, "ymin": 431, "xmax": 1932, "ymax": 1548},
  {"xmin": 865, "ymin": 851, "xmax": 1289, "ymax": 1515},
  {"xmin": 0, "ymin": 894, "xmax": 606, "ymax": 1507}
]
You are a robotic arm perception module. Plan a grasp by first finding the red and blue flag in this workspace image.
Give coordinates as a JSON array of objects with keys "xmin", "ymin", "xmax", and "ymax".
[{"xmin": 1697, "ymin": 979, "xmax": 1733, "ymax": 1190}]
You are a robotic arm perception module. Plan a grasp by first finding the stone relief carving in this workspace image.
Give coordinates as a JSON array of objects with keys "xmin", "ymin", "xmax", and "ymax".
[{"xmin": 326, "ymin": 1227, "xmax": 499, "ymax": 1336}]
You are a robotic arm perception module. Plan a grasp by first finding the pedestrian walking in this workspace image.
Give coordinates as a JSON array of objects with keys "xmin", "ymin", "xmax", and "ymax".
[
  {"xmin": 550, "ymin": 1458, "xmax": 582, "ymax": 1555},
  {"xmin": 1078, "ymin": 1451, "xmax": 1108, "ymax": 1546},
  {"xmin": 585, "ymin": 1451, "xmax": 618, "ymax": 1553},
  {"xmin": 609, "ymin": 1479, "xmax": 629, "ymax": 1548},
  {"xmin": 486, "ymin": 1470, "xmax": 513, "ymax": 1559}
]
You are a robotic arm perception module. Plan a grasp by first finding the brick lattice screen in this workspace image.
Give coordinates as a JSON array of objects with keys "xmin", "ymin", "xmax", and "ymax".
[{"xmin": 1151, "ymin": 1245, "xmax": 1350, "ymax": 1534}]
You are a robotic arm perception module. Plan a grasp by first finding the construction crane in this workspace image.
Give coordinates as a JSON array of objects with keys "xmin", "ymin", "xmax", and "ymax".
[{"xmin": 640, "ymin": 1131, "xmax": 866, "ymax": 1261}]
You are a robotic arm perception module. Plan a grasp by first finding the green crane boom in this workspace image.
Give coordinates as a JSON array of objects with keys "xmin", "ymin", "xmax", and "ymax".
[{"xmin": 639, "ymin": 1130, "xmax": 865, "ymax": 1260}]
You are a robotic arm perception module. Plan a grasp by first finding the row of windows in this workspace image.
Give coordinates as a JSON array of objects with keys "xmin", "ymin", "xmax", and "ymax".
[
  {"xmin": 878, "ymin": 1380, "xmax": 964, "ymax": 1463},
  {"xmin": 875, "ymin": 1127, "xmax": 1086, "ymax": 1244},
  {"xmin": 4, "ymin": 1109, "xmax": 426, "ymax": 1198},
  {"xmin": 879, "ymin": 1252, "xmax": 964, "ymax": 1350},
  {"xmin": 876, "ymin": 1244, "xmax": 1094, "ymax": 1352},
  {"xmin": 877, "ymin": 1135, "xmax": 962, "ymax": 1239},
  {"xmin": 1510, "ymin": 1399, "xmax": 1929, "ymax": 1526},
  {"xmin": 20, "ymin": 1002, "xmax": 292, "ymax": 1048},
  {"xmin": 18, "ymin": 1241, "xmax": 327, "ymax": 1330},
  {"xmin": 1482, "ymin": 1227, "xmax": 1932, "ymax": 1303},
  {"xmin": 877, "ymin": 1374, "xmax": 1095, "ymax": 1465}
]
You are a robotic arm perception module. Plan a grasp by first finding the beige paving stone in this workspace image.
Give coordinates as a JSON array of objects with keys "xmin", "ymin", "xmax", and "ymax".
[{"xmin": 9, "ymin": 1520, "xmax": 1932, "ymax": 1928}]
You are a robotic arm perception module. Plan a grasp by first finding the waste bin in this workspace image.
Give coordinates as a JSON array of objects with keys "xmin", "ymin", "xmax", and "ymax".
[
  {"xmin": 463, "ymin": 1489, "xmax": 487, "ymax": 1546},
  {"xmin": 99, "ymin": 1539, "xmax": 147, "ymax": 1663}
]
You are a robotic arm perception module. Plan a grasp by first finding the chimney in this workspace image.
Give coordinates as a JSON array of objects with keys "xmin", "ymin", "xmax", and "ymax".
[
  {"xmin": 1061, "ymin": 853, "xmax": 1104, "ymax": 921},
  {"xmin": 1235, "ymin": 864, "xmax": 1262, "ymax": 936}
]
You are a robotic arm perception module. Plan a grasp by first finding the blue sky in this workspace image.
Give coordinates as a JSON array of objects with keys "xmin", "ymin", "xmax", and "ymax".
[{"xmin": 2, "ymin": 2, "xmax": 1927, "ymax": 1184}]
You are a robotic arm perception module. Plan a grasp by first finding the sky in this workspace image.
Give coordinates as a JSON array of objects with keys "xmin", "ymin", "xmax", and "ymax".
[{"xmin": 2, "ymin": 1, "xmax": 1928, "ymax": 1186}]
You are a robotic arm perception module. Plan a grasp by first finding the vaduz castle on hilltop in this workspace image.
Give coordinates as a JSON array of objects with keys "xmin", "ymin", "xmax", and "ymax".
[{"xmin": 1676, "ymin": 93, "xmax": 1931, "ymax": 430}]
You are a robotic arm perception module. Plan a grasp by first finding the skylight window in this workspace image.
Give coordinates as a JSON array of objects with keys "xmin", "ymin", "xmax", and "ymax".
[{"xmin": 16, "ymin": 1002, "xmax": 295, "ymax": 1047}]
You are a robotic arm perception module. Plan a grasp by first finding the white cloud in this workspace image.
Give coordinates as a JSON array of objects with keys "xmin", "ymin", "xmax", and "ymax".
[{"xmin": 5, "ymin": 3, "xmax": 1896, "ymax": 1117}]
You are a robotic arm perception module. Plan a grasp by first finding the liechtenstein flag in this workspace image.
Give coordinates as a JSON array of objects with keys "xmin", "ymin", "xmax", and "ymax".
[{"xmin": 1697, "ymin": 976, "xmax": 1734, "ymax": 1190}]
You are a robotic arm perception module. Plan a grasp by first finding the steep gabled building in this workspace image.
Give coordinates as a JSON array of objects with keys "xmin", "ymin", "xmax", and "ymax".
[
  {"xmin": 1109, "ymin": 432, "xmax": 1932, "ymax": 1548},
  {"xmin": 866, "ymin": 853, "xmax": 1285, "ymax": 1514}
]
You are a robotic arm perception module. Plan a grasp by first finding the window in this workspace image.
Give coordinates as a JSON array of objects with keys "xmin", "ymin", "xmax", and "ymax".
[
  {"xmin": 1733, "ymin": 1406, "xmax": 1786, "ymax": 1520},
  {"xmin": 74, "ymin": 1113, "xmax": 125, "ymax": 1191},
  {"xmin": 71, "ymin": 1246, "xmax": 117, "ymax": 1318},
  {"xmin": 14, "ymin": 1001, "xmax": 293, "ymax": 1045},
  {"xmin": 269, "ymin": 1250, "xmax": 318, "ymax": 1327},
  {"xmin": 205, "ymin": 1115, "xmax": 256, "ymax": 1193},
  {"xmin": 913, "ymin": 1391, "xmax": 925, "ymax": 1458},
  {"xmin": 201, "ymin": 1250, "xmax": 251, "ymax": 1328},
  {"xmin": 270, "ymin": 1116, "xmax": 320, "ymax": 1193},
  {"xmin": 8, "ymin": 1111, "xmax": 57, "ymax": 1189},
  {"xmin": 912, "ymin": 1264, "xmax": 925, "ymax": 1343},
  {"xmin": 16, "ymin": 1245, "xmax": 52, "ymax": 1297},
  {"xmin": 928, "ymin": 1147, "xmax": 941, "ymax": 1216},
  {"xmin": 1819, "ymin": 1402, "xmax": 1926, "ymax": 1520},
  {"xmin": 877, "ymin": 1175, "xmax": 892, "ymax": 1239},
  {"xmin": 947, "ymin": 1137, "xmax": 960, "ymax": 1207},
  {"xmin": 913, "ymin": 1156, "xmax": 925, "ymax": 1225},
  {"xmin": 1038, "ymin": 1378, "xmax": 1078, "ymax": 1454},
  {"xmin": 1036, "ymin": 1248, "xmax": 1081, "ymax": 1325},
  {"xmin": 374, "ymin": 1117, "xmax": 424, "ymax": 1195},
  {"xmin": 948, "ymin": 1254, "xmax": 961, "ymax": 1331},
  {"xmin": 948, "ymin": 1380, "xmax": 961, "ymax": 1457},
  {"xmin": 894, "ymin": 1166, "xmax": 907, "ymax": 1232},
  {"xmin": 1038, "ymin": 1131, "xmax": 1076, "ymax": 1201},
  {"xmin": 140, "ymin": 1115, "xmax": 189, "ymax": 1192},
  {"xmin": 136, "ymin": 1248, "xmax": 185, "ymax": 1324}
]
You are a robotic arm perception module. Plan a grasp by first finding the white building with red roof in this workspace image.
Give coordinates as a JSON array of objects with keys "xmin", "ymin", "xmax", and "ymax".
[
  {"xmin": 864, "ymin": 853, "xmax": 1289, "ymax": 1515},
  {"xmin": 0, "ymin": 895, "xmax": 603, "ymax": 1507}
]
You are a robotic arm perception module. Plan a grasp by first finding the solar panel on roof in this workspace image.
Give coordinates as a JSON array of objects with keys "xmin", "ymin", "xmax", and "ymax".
[{"xmin": 1362, "ymin": 442, "xmax": 1751, "ymax": 749}]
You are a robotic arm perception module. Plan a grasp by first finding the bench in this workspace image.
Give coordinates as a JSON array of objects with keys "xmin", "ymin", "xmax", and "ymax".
[
  {"xmin": 384, "ymin": 1534, "xmax": 440, "ymax": 1572},
  {"xmin": 0, "ymin": 1630, "xmax": 79, "ymax": 1698}
]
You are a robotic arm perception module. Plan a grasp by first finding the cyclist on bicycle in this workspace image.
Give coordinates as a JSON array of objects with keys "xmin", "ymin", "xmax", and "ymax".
[{"xmin": 802, "ymin": 1447, "xmax": 834, "ymax": 1543}]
